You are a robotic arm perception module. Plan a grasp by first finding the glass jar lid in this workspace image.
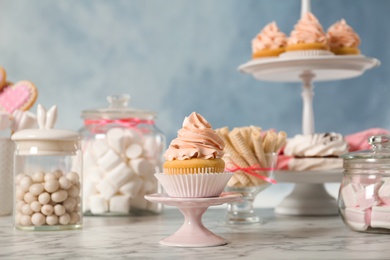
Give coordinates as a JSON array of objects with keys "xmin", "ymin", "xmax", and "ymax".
[
  {"xmin": 341, "ymin": 135, "xmax": 390, "ymax": 160},
  {"xmin": 81, "ymin": 94, "xmax": 156, "ymax": 120}
]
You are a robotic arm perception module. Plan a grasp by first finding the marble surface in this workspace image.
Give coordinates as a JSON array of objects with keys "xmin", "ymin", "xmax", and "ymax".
[{"xmin": 1, "ymin": 208, "xmax": 390, "ymax": 259}]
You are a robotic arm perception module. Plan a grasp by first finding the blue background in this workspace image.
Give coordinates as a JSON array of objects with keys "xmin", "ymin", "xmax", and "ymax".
[{"xmin": 1, "ymin": 0, "xmax": 388, "ymax": 207}]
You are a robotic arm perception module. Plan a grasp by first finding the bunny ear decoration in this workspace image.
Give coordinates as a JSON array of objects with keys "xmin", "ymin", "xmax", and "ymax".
[
  {"xmin": 37, "ymin": 104, "xmax": 57, "ymax": 129},
  {"xmin": 45, "ymin": 105, "xmax": 57, "ymax": 129},
  {"xmin": 37, "ymin": 104, "xmax": 46, "ymax": 129}
]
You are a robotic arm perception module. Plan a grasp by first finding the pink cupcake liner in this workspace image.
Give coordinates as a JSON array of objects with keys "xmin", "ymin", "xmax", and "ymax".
[{"xmin": 154, "ymin": 172, "xmax": 233, "ymax": 198}]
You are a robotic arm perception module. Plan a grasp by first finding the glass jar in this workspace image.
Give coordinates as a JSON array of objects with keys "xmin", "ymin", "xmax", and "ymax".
[
  {"xmin": 11, "ymin": 105, "xmax": 82, "ymax": 231},
  {"xmin": 80, "ymin": 94, "xmax": 165, "ymax": 216},
  {"xmin": 339, "ymin": 135, "xmax": 390, "ymax": 233}
]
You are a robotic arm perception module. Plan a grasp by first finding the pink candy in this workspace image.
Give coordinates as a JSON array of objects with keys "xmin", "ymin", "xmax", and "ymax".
[{"xmin": 342, "ymin": 177, "xmax": 390, "ymax": 231}]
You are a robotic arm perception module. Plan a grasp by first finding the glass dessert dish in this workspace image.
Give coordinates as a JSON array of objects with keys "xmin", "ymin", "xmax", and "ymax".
[
  {"xmin": 224, "ymin": 153, "xmax": 278, "ymax": 224},
  {"xmin": 339, "ymin": 135, "xmax": 390, "ymax": 233}
]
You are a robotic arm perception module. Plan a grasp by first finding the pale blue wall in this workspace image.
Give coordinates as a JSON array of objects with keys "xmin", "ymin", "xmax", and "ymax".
[{"xmin": 1, "ymin": 0, "xmax": 389, "ymax": 206}]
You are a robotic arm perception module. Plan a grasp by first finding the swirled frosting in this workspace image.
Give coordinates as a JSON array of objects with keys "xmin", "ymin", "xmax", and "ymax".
[
  {"xmin": 284, "ymin": 133, "xmax": 349, "ymax": 157},
  {"xmin": 288, "ymin": 12, "xmax": 327, "ymax": 45},
  {"xmin": 252, "ymin": 21, "xmax": 287, "ymax": 52},
  {"xmin": 327, "ymin": 19, "xmax": 360, "ymax": 48},
  {"xmin": 164, "ymin": 112, "xmax": 225, "ymax": 161}
]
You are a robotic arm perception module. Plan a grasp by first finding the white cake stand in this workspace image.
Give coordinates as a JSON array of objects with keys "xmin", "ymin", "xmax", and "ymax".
[
  {"xmin": 145, "ymin": 192, "xmax": 242, "ymax": 247},
  {"xmin": 238, "ymin": 55, "xmax": 380, "ymax": 215}
]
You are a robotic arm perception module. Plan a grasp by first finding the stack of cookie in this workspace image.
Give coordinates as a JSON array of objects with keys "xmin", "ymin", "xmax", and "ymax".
[{"xmin": 0, "ymin": 66, "xmax": 38, "ymax": 133}]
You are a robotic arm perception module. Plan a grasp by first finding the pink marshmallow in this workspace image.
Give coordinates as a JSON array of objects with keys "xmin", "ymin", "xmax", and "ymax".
[
  {"xmin": 341, "ymin": 183, "xmax": 364, "ymax": 208},
  {"xmin": 356, "ymin": 183, "xmax": 381, "ymax": 209},
  {"xmin": 371, "ymin": 206, "xmax": 390, "ymax": 229},
  {"xmin": 378, "ymin": 180, "xmax": 390, "ymax": 205},
  {"xmin": 345, "ymin": 207, "xmax": 371, "ymax": 231}
]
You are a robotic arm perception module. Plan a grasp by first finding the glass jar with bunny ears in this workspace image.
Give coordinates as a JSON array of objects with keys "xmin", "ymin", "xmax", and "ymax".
[
  {"xmin": 11, "ymin": 104, "xmax": 82, "ymax": 231},
  {"xmin": 80, "ymin": 94, "xmax": 165, "ymax": 216}
]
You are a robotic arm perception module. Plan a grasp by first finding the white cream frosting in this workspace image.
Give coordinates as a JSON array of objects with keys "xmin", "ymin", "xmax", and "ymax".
[{"xmin": 284, "ymin": 132, "xmax": 349, "ymax": 157}]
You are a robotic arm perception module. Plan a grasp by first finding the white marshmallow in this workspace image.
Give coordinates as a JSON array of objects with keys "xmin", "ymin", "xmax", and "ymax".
[
  {"xmin": 341, "ymin": 183, "xmax": 364, "ymax": 208},
  {"xmin": 86, "ymin": 166, "xmax": 105, "ymax": 184},
  {"xmin": 143, "ymin": 179, "xmax": 158, "ymax": 194},
  {"xmin": 83, "ymin": 149, "xmax": 97, "ymax": 172},
  {"xmin": 143, "ymin": 136, "xmax": 163, "ymax": 159},
  {"xmin": 107, "ymin": 128, "xmax": 127, "ymax": 154},
  {"xmin": 125, "ymin": 143, "xmax": 143, "ymax": 159},
  {"xmin": 147, "ymin": 201, "xmax": 161, "ymax": 213},
  {"xmin": 106, "ymin": 162, "xmax": 134, "ymax": 188},
  {"xmin": 130, "ymin": 158, "xmax": 155, "ymax": 177},
  {"xmin": 92, "ymin": 139, "xmax": 110, "ymax": 159},
  {"xmin": 131, "ymin": 194, "xmax": 148, "ymax": 210},
  {"xmin": 371, "ymin": 206, "xmax": 390, "ymax": 229},
  {"xmin": 109, "ymin": 195, "xmax": 131, "ymax": 213},
  {"xmin": 345, "ymin": 207, "xmax": 371, "ymax": 231},
  {"xmin": 98, "ymin": 149, "xmax": 122, "ymax": 172},
  {"xmin": 124, "ymin": 129, "xmax": 142, "ymax": 145},
  {"xmin": 90, "ymin": 194, "xmax": 108, "ymax": 214},
  {"xmin": 378, "ymin": 180, "xmax": 390, "ymax": 204},
  {"xmin": 96, "ymin": 178, "xmax": 118, "ymax": 200},
  {"xmin": 119, "ymin": 178, "xmax": 143, "ymax": 197},
  {"xmin": 83, "ymin": 180, "xmax": 97, "ymax": 212}
]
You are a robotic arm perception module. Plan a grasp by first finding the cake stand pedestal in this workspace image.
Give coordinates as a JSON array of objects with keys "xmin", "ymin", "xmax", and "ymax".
[
  {"xmin": 145, "ymin": 192, "xmax": 242, "ymax": 247},
  {"xmin": 239, "ymin": 55, "xmax": 380, "ymax": 215}
]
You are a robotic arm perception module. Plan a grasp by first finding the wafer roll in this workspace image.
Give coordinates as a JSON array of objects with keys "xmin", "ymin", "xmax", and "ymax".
[
  {"xmin": 263, "ymin": 131, "xmax": 278, "ymax": 153},
  {"xmin": 275, "ymin": 131, "xmax": 287, "ymax": 152}
]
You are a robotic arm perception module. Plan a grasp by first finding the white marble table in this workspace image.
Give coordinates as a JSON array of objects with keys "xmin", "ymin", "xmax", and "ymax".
[{"xmin": 0, "ymin": 208, "xmax": 389, "ymax": 260}]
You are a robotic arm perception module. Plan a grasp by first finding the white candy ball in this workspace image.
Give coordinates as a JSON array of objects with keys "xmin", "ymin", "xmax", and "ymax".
[
  {"xmin": 67, "ymin": 185, "xmax": 79, "ymax": 198},
  {"xmin": 15, "ymin": 213, "xmax": 22, "ymax": 225},
  {"xmin": 44, "ymin": 180, "xmax": 60, "ymax": 193},
  {"xmin": 29, "ymin": 183, "xmax": 44, "ymax": 196},
  {"xmin": 15, "ymin": 173, "xmax": 26, "ymax": 185},
  {"xmin": 51, "ymin": 190, "xmax": 68, "ymax": 203},
  {"xmin": 38, "ymin": 192, "xmax": 51, "ymax": 205},
  {"xmin": 30, "ymin": 201, "xmax": 42, "ymax": 213},
  {"xmin": 76, "ymin": 196, "xmax": 81, "ymax": 205},
  {"xmin": 54, "ymin": 204, "xmax": 65, "ymax": 216},
  {"xmin": 16, "ymin": 200, "xmax": 25, "ymax": 212},
  {"xmin": 59, "ymin": 213, "xmax": 70, "ymax": 225},
  {"xmin": 53, "ymin": 170, "xmax": 63, "ymax": 179},
  {"xmin": 15, "ymin": 186, "xmax": 25, "ymax": 200},
  {"xmin": 31, "ymin": 213, "xmax": 45, "ymax": 226},
  {"xmin": 44, "ymin": 172, "xmax": 56, "ymax": 182},
  {"xmin": 63, "ymin": 197, "xmax": 76, "ymax": 212},
  {"xmin": 31, "ymin": 171, "xmax": 45, "ymax": 183},
  {"xmin": 66, "ymin": 172, "xmax": 79, "ymax": 184},
  {"xmin": 70, "ymin": 212, "xmax": 80, "ymax": 224},
  {"xmin": 74, "ymin": 205, "xmax": 81, "ymax": 212},
  {"xmin": 46, "ymin": 214, "xmax": 58, "ymax": 226},
  {"xmin": 41, "ymin": 204, "xmax": 54, "ymax": 216},
  {"xmin": 20, "ymin": 215, "xmax": 32, "ymax": 226},
  {"xmin": 23, "ymin": 192, "xmax": 37, "ymax": 204},
  {"xmin": 59, "ymin": 176, "xmax": 72, "ymax": 190},
  {"xmin": 21, "ymin": 204, "xmax": 33, "ymax": 215},
  {"xmin": 19, "ymin": 176, "xmax": 33, "ymax": 192}
]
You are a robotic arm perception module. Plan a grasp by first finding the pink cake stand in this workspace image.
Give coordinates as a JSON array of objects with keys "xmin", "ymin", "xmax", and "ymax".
[{"xmin": 145, "ymin": 192, "xmax": 242, "ymax": 247}]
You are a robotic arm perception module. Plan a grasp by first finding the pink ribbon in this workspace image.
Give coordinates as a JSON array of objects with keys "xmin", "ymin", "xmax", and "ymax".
[
  {"xmin": 226, "ymin": 162, "xmax": 277, "ymax": 184},
  {"xmin": 84, "ymin": 118, "xmax": 155, "ymax": 133}
]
